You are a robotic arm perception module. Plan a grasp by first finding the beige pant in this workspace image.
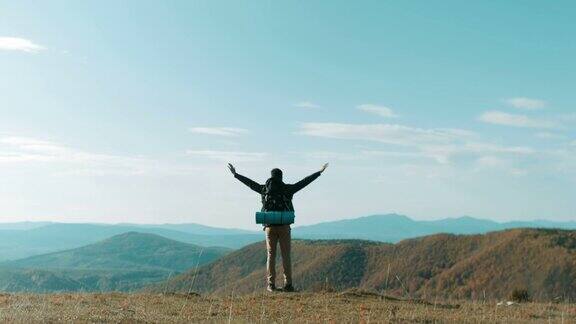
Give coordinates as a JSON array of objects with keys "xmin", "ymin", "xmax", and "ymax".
[{"xmin": 265, "ymin": 225, "xmax": 292, "ymax": 286}]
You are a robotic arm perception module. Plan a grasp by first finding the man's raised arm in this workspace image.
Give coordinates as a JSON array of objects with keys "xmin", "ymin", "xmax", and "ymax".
[
  {"xmin": 289, "ymin": 163, "xmax": 328, "ymax": 194},
  {"xmin": 228, "ymin": 163, "xmax": 264, "ymax": 193}
]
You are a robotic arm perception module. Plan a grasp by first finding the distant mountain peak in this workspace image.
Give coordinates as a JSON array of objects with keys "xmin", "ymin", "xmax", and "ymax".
[
  {"xmin": 364, "ymin": 213, "xmax": 410, "ymax": 219},
  {"xmin": 98, "ymin": 231, "xmax": 182, "ymax": 244},
  {"xmin": 455, "ymin": 215, "xmax": 476, "ymax": 220}
]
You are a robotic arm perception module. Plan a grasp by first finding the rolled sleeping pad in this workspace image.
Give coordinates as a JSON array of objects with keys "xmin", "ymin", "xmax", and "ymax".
[{"xmin": 255, "ymin": 211, "xmax": 295, "ymax": 225}]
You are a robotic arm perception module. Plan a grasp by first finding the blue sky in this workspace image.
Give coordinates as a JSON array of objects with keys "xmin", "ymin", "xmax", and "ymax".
[{"xmin": 0, "ymin": 1, "xmax": 574, "ymax": 228}]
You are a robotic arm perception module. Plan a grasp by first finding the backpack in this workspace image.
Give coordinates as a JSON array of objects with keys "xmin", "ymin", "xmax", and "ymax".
[{"xmin": 262, "ymin": 178, "xmax": 290, "ymax": 211}]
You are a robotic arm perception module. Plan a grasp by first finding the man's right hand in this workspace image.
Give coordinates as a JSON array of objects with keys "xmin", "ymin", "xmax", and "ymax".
[{"xmin": 228, "ymin": 163, "xmax": 237, "ymax": 175}]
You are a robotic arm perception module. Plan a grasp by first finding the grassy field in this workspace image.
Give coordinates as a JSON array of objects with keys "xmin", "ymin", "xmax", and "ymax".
[{"xmin": 0, "ymin": 290, "xmax": 574, "ymax": 323}]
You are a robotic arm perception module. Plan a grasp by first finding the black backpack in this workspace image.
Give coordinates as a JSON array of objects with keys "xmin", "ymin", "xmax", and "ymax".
[{"xmin": 262, "ymin": 178, "xmax": 290, "ymax": 211}]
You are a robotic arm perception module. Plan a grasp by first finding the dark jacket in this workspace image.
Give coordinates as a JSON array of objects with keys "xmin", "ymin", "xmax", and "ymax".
[{"xmin": 233, "ymin": 171, "xmax": 322, "ymax": 212}]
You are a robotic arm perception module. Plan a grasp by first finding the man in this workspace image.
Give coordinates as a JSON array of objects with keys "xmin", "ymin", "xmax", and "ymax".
[{"xmin": 228, "ymin": 163, "xmax": 328, "ymax": 292}]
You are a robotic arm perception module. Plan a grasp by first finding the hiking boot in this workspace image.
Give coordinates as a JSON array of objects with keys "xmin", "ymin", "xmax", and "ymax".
[
  {"xmin": 266, "ymin": 284, "xmax": 276, "ymax": 292},
  {"xmin": 282, "ymin": 284, "xmax": 295, "ymax": 292}
]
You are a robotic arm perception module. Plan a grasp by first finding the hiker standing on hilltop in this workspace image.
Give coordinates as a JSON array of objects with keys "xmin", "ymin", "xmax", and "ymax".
[{"xmin": 228, "ymin": 163, "xmax": 328, "ymax": 292}]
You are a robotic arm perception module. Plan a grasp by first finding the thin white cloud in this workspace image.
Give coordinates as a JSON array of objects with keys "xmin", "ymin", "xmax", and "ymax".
[
  {"xmin": 361, "ymin": 150, "xmax": 425, "ymax": 158},
  {"xmin": 558, "ymin": 113, "xmax": 576, "ymax": 128},
  {"xmin": 298, "ymin": 122, "xmax": 536, "ymax": 166},
  {"xmin": 356, "ymin": 104, "xmax": 398, "ymax": 118},
  {"xmin": 0, "ymin": 136, "xmax": 159, "ymax": 175},
  {"xmin": 510, "ymin": 168, "xmax": 528, "ymax": 177},
  {"xmin": 0, "ymin": 37, "xmax": 44, "ymax": 53},
  {"xmin": 479, "ymin": 111, "xmax": 556, "ymax": 129},
  {"xmin": 418, "ymin": 142, "xmax": 534, "ymax": 165},
  {"xmin": 187, "ymin": 150, "xmax": 266, "ymax": 162},
  {"xmin": 0, "ymin": 137, "xmax": 66, "ymax": 154},
  {"xmin": 476, "ymin": 156, "xmax": 507, "ymax": 168},
  {"xmin": 361, "ymin": 150, "xmax": 438, "ymax": 162},
  {"xmin": 294, "ymin": 102, "xmax": 321, "ymax": 109},
  {"xmin": 299, "ymin": 122, "xmax": 473, "ymax": 147},
  {"xmin": 189, "ymin": 127, "xmax": 249, "ymax": 137},
  {"xmin": 460, "ymin": 142, "xmax": 534, "ymax": 155},
  {"xmin": 300, "ymin": 151, "xmax": 366, "ymax": 161},
  {"xmin": 474, "ymin": 155, "xmax": 529, "ymax": 176},
  {"xmin": 535, "ymin": 132, "xmax": 567, "ymax": 140},
  {"xmin": 505, "ymin": 97, "xmax": 546, "ymax": 110}
]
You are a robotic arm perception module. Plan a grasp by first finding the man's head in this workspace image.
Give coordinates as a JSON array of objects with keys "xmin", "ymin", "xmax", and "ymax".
[{"xmin": 271, "ymin": 168, "xmax": 283, "ymax": 181}]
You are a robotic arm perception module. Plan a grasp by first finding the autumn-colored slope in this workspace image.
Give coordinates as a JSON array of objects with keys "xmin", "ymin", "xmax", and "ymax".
[{"xmin": 150, "ymin": 228, "xmax": 576, "ymax": 300}]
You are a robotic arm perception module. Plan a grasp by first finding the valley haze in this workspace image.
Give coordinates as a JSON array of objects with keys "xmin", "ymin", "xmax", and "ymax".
[{"xmin": 1, "ymin": 214, "xmax": 575, "ymax": 261}]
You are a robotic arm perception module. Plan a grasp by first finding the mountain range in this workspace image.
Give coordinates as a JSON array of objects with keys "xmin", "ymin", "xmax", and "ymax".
[
  {"xmin": 1, "ymin": 214, "xmax": 575, "ymax": 261},
  {"xmin": 2, "ymin": 221, "xmax": 575, "ymax": 299},
  {"xmin": 151, "ymin": 228, "xmax": 576, "ymax": 301},
  {"xmin": 292, "ymin": 214, "xmax": 576, "ymax": 242}
]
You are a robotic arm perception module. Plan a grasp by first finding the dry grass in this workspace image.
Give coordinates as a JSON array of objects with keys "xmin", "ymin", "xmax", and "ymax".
[{"xmin": 0, "ymin": 291, "xmax": 574, "ymax": 323}]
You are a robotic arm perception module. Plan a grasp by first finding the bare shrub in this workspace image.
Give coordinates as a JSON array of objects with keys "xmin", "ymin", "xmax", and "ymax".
[{"xmin": 510, "ymin": 288, "xmax": 531, "ymax": 303}]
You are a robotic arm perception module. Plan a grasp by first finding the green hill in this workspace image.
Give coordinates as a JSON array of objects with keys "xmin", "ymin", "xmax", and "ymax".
[
  {"xmin": 0, "ymin": 232, "xmax": 231, "ymax": 292},
  {"xmin": 4, "ymin": 232, "xmax": 230, "ymax": 272},
  {"xmin": 0, "ymin": 224, "xmax": 260, "ymax": 261},
  {"xmin": 151, "ymin": 228, "xmax": 576, "ymax": 301}
]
